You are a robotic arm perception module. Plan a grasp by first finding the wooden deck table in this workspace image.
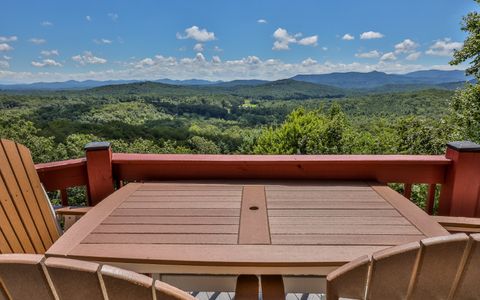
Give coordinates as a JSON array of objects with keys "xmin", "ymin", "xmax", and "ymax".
[{"xmin": 47, "ymin": 181, "xmax": 448, "ymax": 278}]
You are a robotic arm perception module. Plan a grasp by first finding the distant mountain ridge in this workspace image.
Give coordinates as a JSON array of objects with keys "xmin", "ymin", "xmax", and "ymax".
[
  {"xmin": 0, "ymin": 69, "xmax": 472, "ymax": 91},
  {"xmin": 291, "ymin": 70, "xmax": 472, "ymax": 89}
]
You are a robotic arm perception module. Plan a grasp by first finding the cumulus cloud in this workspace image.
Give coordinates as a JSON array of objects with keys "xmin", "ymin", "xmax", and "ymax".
[
  {"xmin": 94, "ymin": 38, "xmax": 113, "ymax": 45},
  {"xmin": 355, "ymin": 50, "xmax": 381, "ymax": 58},
  {"xmin": 297, "ymin": 35, "xmax": 318, "ymax": 46},
  {"xmin": 86, "ymin": 16, "xmax": 91, "ymax": 21},
  {"xmin": 302, "ymin": 58, "xmax": 317, "ymax": 66},
  {"xmin": 272, "ymin": 28, "xmax": 317, "ymax": 50},
  {"xmin": 380, "ymin": 52, "xmax": 397, "ymax": 61},
  {"xmin": 176, "ymin": 26, "xmax": 216, "ymax": 42},
  {"xmin": 342, "ymin": 34, "xmax": 354, "ymax": 41},
  {"xmin": 0, "ymin": 60, "xmax": 9, "ymax": 69},
  {"xmin": 0, "ymin": 36, "xmax": 18, "ymax": 42},
  {"xmin": 406, "ymin": 52, "xmax": 421, "ymax": 61},
  {"xmin": 31, "ymin": 59, "xmax": 62, "ymax": 67},
  {"xmin": 41, "ymin": 21, "xmax": 53, "ymax": 27},
  {"xmin": 212, "ymin": 56, "xmax": 221, "ymax": 63},
  {"xmin": 193, "ymin": 43, "xmax": 204, "ymax": 52},
  {"xmin": 72, "ymin": 51, "xmax": 107, "ymax": 65},
  {"xmin": 29, "ymin": 38, "xmax": 46, "ymax": 45},
  {"xmin": 108, "ymin": 13, "xmax": 119, "ymax": 21},
  {"xmin": 257, "ymin": 19, "xmax": 267, "ymax": 24},
  {"xmin": 0, "ymin": 43, "xmax": 14, "ymax": 51},
  {"xmin": 360, "ymin": 31, "xmax": 384, "ymax": 40},
  {"xmin": 426, "ymin": 38, "xmax": 463, "ymax": 56},
  {"xmin": 394, "ymin": 39, "xmax": 418, "ymax": 54},
  {"xmin": 40, "ymin": 50, "xmax": 59, "ymax": 57}
]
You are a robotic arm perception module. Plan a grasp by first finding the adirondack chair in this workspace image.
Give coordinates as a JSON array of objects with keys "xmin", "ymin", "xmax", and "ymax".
[
  {"xmin": 0, "ymin": 254, "xmax": 195, "ymax": 300},
  {"xmin": 326, "ymin": 233, "xmax": 480, "ymax": 300},
  {"xmin": 0, "ymin": 139, "xmax": 89, "ymax": 254}
]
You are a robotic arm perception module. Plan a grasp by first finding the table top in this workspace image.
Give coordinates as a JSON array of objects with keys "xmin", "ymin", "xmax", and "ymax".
[{"xmin": 47, "ymin": 181, "xmax": 448, "ymax": 275}]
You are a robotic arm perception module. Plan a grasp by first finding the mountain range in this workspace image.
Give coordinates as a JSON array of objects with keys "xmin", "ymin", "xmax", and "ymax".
[{"xmin": 0, "ymin": 70, "xmax": 474, "ymax": 92}]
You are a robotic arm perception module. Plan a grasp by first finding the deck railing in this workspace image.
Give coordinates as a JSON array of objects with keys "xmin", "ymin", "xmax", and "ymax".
[{"xmin": 35, "ymin": 141, "xmax": 480, "ymax": 217}]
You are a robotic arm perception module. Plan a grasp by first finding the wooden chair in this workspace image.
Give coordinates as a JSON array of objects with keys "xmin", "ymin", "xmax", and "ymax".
[
  {"xmin": 326, "ymin": 233, "xmax": 480, "ymax": 300},
  {"xmin": 0, "ymin": 139, "xmax": 89, "ymax": 254},
  {"xmin": 0, "ymin": 254, "xmax": 195, "ymax": 300}
]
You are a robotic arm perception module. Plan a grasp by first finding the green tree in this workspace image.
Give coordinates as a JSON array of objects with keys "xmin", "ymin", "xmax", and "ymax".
[
  {"xmin": 448, "ymin": 0, "xmax": 480, "ymax": 143},
  {"xmin": 450, "ymin": 0, "xmax": 480, "ymax": 79}
]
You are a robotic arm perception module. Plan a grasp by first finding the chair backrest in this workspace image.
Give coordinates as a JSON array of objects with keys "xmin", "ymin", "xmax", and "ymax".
[
  {"xmin": 0, "ymin": 139, "xmax": 61, "ymax": 254},
  {"xmin": 326, "ymin": 233, "xmax": 480, "ymax": 300},
  {"xmin": 0, "ymin": 254, "xmax": 194, "ymax": 300}
]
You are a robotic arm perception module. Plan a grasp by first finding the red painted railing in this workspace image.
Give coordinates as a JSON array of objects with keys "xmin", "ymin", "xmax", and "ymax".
[{"xmin": 35, "ymin": 141, "xmax": 480, "ymax": 217}]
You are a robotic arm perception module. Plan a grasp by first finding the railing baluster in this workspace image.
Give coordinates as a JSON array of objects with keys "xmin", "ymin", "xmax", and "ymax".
[
  {"xmin": 404, "ymin": 183, "xmax": 412, "ymax": 200},
  {"xmin": 60, "ymin": 188, "xmax": 68, "ymax": 207},
  {"xmin": 426, "ymin": 184, "xmax": 436, "ymax": 215}
]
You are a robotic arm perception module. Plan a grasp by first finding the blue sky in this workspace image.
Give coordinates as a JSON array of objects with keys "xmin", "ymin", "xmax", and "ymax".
[{"xmin": 0, "ymin": 0, "xmax": 477, "ymax": 83}]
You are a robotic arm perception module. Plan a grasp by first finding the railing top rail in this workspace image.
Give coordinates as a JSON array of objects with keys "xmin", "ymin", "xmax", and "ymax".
[
  {"xmin": 35, "ymin": 158, "xmax": 86, "ymax": 172},
  {"xmin": 111, "ymin": 153, "xmax": 451, "ymax": 165}
]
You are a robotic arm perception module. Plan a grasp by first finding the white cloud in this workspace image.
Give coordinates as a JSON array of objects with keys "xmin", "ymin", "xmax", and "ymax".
[
  {"xmin": 0, "ymin": 53, "xmax": 463, "ymax": 84},
  {"xmin": 272, "ymin": 28, "xmax": 317, "ymax": 50},
  {"xmin": 213, "ymin": 46, "xmax": 223, "ymax": 52},
  {"xmin": 86, "ymin": 16, "xmax": 91, "ymax": 21},
  {"xmin": 0, "ymin": 43, "xmax": 14, "ymax": 51},
  {"xmin": 298, "ymin": 35, "xmax": 318, "ymax": 46},
  {"xmin": 41, "ymin": 21, "xmax": 53, "ymax": 27},
  {"xmin": 29, "ymin": 38, "xmax": 46, "ymax": 45},
  {"xmin": 212, "ymin": 56, "xmax": 221, "ymax": 63},
  {"xmin": 0, "ymin": 36, "xmax": 18, "ymax": 42},
  {"xmin": 31, "ymin": 59, "xmax": 62, "ymax": 67},
  {"xmin": 273, "ymin": 28, "xmax": 296, "ymax": 50},
  {"xmin": 3, "ymin": 55, "xmax": 11, "ymax": 60},
  {"xmin": 40, "ymin": 50, "xmax": 59, "ymax": 57},
  {"xmin": 406, "ymin": 52, "xmax": 421, "ymax": 61},
  {"xmin": 72, "ymin": 51, "xmax": 107, "ymax": 65},
  {"xmin": 108, "ymin": 13, "xmax": 119, "ymax": 21},
  {"xmin": 342, "ymin": 34, "xmax": 354, "ymax": 41},
  {"xmin": 360, "ymin": 31, "xmax": 384, "ymax": 40},
  {"xmin": 257, "ymin": 19, "xmax": 267, "ymax": 24},
  {"xmin": 394, "ymin": 39, "xmax": 418, "ymax": 54},
  {"xmin": 193, "ymin": 43, "xmax": 204, "ymax": 52},
  {"xmin": 94, "ymin": 38, "xmax": 113, "ymax": 45},
  {"xmin": 0, "ymin": 60, "xmax": 9, "ymax": 69},
  {"xmin": 302, "ymin": 58, "xmax": 317, "ymax": 66},
  {"xmin": 380, "ymin": 52, "xmax": 397, "ymax": 61},
  {"xmin": 426, "ymin": 38, "xmax": 463, "ymax": 56},
  {"xmin": 176, "ymin": 26, "xmax": 216, "ymax": 42},
  {"xmin": 355, "ymin": 50, "xmax": 381, "ymax": 58}
]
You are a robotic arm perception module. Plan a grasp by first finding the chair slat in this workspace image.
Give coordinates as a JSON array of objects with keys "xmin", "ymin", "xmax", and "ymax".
[
  {"xmin": 17, "ymin": 143, "xmax": 61, "ymax": 242},
  {"xmin": 0, "ymin": 229, "xmax": 11, "ymax": 254},
  {"xmin": 235, "ymin": 275, "xmax": 259, "ymax": 300},
  {"xmin": 0, "ymin": 171, "xmax": 34, "ymax": 253},
  {"xmin": 261, "ymin": 275, "xmax": 285, "ymax": 300},
  {"xmin": 326, "ymin": 255, "xmax": 369, "ymax": 300},
  {"xmin": 154, "ymin": 280, "xmax": 195, "ymax": 300},
  {"xmin": 2, "ymin": 140, "xmax": 54, "ymax": 249},
  {"xmin": 451, "ymin": 234, "xmax": 480, "ymax": 299},
  {"xmin": 0, "ymin": 141, "xmax": 45, "ymax": 253},
  {"xmin": 44, "ymin": 257, "xmax": 105, "ymax": 300},
  {"xmin": 408, "ymin": 234, "xmax": 469, "ymax": 300},
  {"xmin": 100, "ymin": 264, "xmax": 154, "ymax": 300},
  {"xmin": 0, "ymin": 202, "xmax": 22, "ymax": 253},
  {"xmin": 0, "ymin": 254, "xmax": 55, "ymax": 300},
  {"xmin": 367, "ymin": 241, "xmax": 420, "ymax": 300}
]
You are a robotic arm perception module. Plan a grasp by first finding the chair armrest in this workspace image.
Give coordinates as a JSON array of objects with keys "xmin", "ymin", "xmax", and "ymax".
[
  {"xmin": 432, "ymin": 216, "xmax": 480, "ymax": 234},
  {"xmin": 55, "ymin": 206, "xmax": 92, "ymax": 231},
  {"xmin": 55, "ymin": 206, "xmax": 92, "ymax": 216}
]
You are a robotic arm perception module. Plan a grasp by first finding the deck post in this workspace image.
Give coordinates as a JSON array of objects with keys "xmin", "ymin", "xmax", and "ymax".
[
  {"xmin": 84, "ymin": 142, "xmax": 114, "ymax": 206},
  {"xmin": 439, "ymin": 141, "xmax": 480, "ymax": 217}
]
